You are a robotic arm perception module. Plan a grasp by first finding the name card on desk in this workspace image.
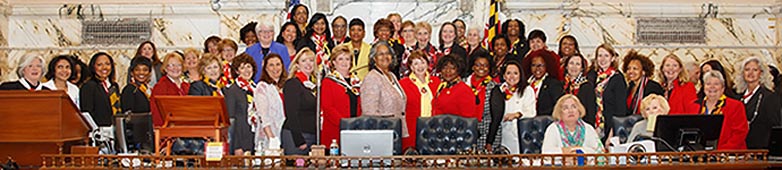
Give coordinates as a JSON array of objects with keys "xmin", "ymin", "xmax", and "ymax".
[{"xmin": 205, "ymin": 142, "xmax": 226, "ymax": 161}]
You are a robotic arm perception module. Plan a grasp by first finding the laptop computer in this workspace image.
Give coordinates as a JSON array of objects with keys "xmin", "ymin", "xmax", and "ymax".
[{"xmin": 340, "ymin": 130, "xmax": 394, "ymax": 167}]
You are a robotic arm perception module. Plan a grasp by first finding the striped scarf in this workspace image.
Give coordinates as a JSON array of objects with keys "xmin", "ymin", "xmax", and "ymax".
[{"xmin": 595, "ymin": 67, "xmax": 617, "ymax": 131}]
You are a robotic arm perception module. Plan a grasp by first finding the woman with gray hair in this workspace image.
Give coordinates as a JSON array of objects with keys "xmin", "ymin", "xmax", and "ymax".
[
  {"xmin": 465, "ymin": 25, "xmax": 487, "ymax": 57},
  {"xmin": 733, "ymin": 57, "xmax": 780, "ymax": 149},
  {"xmin": 0, "ymin": 53, "xmax": 49, "ymax": 90},
  {"xmin": 681, "ymin": 70, "xmax": 748, "ymax": 150},
  {"xmin": 360, "ymin": 41, "xmax": 409, "ymax": 138}
]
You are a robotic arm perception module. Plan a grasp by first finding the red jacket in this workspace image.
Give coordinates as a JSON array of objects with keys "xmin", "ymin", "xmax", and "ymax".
[
  {"xmin": 679, "ymin": 97, "xmax": 748, "ymax": 150},
  {"xmin": 150, "ymin": 76, "xmax": 191, "ymax": 126},
  {"xmin": 432, "ymin": 81, "xmax": 479, "ymax": 121},
  {"xmin": 666, "ymin": 80, "xmax": 698, "ymax": 114},
  {"xmin": 399, "ymin": 75, "xmax": 440, "ymax": 150},
  {"xmin": 320, "ymin": 77, "xmax": 361, "ymax": 146}
]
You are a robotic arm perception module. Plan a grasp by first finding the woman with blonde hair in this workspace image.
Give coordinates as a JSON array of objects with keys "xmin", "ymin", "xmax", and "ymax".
[
  {"xmin": 542, "ymin": 94, "xmax": 604, "ymax": 154},
  {"xmin": 626, "ymin": 94, "xmax": 670, "ymax": 143},
  {"xmin": 657, "ymin": 54, "xmax": 697, "ymax": 113},
  {"xmin": 282, "ymin": 48, "xmax": 319, "ymax": 155},
  {"xmin": 320, "ymin": 44, "xmax": 362, "ymax": 148},
  {"xmin": 151, "ymin": 52, "xmax": 190, "ymax": 126},
  {"xmin": 183, "ymin": 47, "xmax": 202, "ymax": 83},
  {"xmin": 733, "ymin": 57, "xmax": 780, "ymax": 149}
]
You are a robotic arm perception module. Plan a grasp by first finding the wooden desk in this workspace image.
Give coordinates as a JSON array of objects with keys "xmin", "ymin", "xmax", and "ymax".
[
  {"xmin": 152, "ymin": 96, "xmax": 229, "ymax": 156},
  {"xmin": 0, "ymin": 91, "xmax": 89, "ymax": 167}
]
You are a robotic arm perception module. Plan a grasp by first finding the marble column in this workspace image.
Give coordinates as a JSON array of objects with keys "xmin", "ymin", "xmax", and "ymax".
[
  {"xmin": 776, "ymin": 0, "xmax": 782, "ymax": 63},
  {"xmin": 0, "ymin": 0, "xmax": 8, "ymax": 80}
]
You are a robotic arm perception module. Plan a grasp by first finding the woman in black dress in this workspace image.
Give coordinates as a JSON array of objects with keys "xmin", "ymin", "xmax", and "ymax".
[{"xmin": 80, "ymin": 52, "xmax": 121, "ymax": 127}]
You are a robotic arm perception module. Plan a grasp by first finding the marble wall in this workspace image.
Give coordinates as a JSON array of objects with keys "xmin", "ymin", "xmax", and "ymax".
[{"xmin": 1, "ymin": 0, "xmax": 781, "ymax": 87}]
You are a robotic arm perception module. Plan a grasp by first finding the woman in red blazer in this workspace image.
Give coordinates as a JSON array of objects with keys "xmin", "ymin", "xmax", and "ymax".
[
  {"xmin": 151, "ymin": 53, "xmax": 191, "ymax": 126},
  {"xmin": 681, "ymin": 70, "xmax": 748, "ymax": 150},
  {"xmin": 658, "ymin": 54, "xmax": 697, "ymax": 114},
  {"xmin": 400, "ymin": 51, "xmax": 441, "ymax": 150},
  {"xmin": 432, "ymin": 54, "xmax": 478, "ymax": 120},
  {"xmin": 320, "ymin": 45, "xmax": 362, "ymax": 147}
]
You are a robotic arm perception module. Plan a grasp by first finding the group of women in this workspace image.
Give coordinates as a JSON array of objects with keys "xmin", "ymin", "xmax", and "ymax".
[{"xmin": 2, "ymin": 4, "xmax": 779, "ymax": 155}]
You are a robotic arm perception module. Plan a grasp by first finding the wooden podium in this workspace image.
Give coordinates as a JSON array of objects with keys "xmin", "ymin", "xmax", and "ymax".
[
  {"xmin": 0, "ymin": 90, "xmax": 89, "ymax": 167},
  {"xmin": 153, "ymin": 96, "xmax": 229, "ymax": 156}
]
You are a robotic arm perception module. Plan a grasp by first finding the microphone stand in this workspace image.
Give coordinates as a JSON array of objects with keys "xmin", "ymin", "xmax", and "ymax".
[{"xmin": 316, "ymin": 66, "xmax": 324, "ymax": 145}]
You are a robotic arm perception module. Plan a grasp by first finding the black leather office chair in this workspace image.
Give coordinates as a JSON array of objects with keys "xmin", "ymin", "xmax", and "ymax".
[
  {"xmin": 517, "ymin": 116, "xmax": 555, "ymax": 154},
  {"xmin": 340, "ymin": 116, "xmax": 403, "ymax": 155},
  {"xmin": 415, "ymin": 114, "xmax": 478, "ymax": 155},
  {"xmin": 612, "ymin": 114, "xmax": 644, "ymax": 144}
]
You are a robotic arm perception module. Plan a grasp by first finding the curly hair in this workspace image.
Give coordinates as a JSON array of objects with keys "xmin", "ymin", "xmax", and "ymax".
[
  {"xmin": 522, "ymin": 49, "xmax": 561, "ymax": 80},
  {"xmin": 230, "ymin": 53, "xmax": 257, "ymax": 79},
  {"xmin": 621, "ymin": 50, "xmax": 655, "ymax": 78},
  {"xmin": 435, "ymin": 53, "xmax": 465, "ymax": 76}
]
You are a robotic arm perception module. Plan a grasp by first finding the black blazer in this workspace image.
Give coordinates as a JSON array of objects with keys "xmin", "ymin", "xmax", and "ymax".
[
  {"xmin": 224, "ymin": 85, "xmax": 255, "ymax": 151},
  {"xmin": 389, "ymin": 41, "xmax": 406, "ymax": 79},
  {"xmin": 188, "ymin": 80, "xmax": 219, "ymax": 96},
  {"xmin": 626, "ymin": 79, "xmax": 665, "ymax": 115},
  {"xmin": 282, "ymin": 78, "xmax": 317, "ymax": 146},
  {"xmin": 586, "ymin": 70, "xmax": 628, "ymax": 139},
  {"xmin": 535, "ymin": 77, "xmax": 564, "ymax": 116},
  {"xmin": 120, "ymin": 84, "xmax": 150, "ymax": 113},
  {"xmin": 80, "ymin": 79, "xmax": 120, "ymax": 126},
  {"xmin": 0, "ymin": 80, "xmax": 50, "ymax": 90},
  {"xmin": 572, "ymin": 79, "xmax": 597, "ymax": 123},
  {"xmin": 742, "ymin": 87, "xmax": 782, "ymax": 149},
  {"xmin": 487, "ymin": 86, "xmax": 508, "ymax": 146}
]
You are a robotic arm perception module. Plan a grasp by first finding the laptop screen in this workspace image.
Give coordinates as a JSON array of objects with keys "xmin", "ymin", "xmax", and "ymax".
[{"xmin": 340, "ymin": 130, "xmax": 394, "ymax": 157}]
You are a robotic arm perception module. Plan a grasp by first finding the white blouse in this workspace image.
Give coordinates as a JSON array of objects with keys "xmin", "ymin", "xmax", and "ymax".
[
  {"xmin": 501, "ymin": 85, "xmax": 537, "ymax": 154},
  {"xmin": 41, "ymin": 80, "xmax": 80, "ymax": 109},
  {"xmin": 541, "ymin": 121, "xmax": 603, "ymax": 154},
  {"xmin": 254, "ymin": 82, "xmax": 286, "ymax": 151}
]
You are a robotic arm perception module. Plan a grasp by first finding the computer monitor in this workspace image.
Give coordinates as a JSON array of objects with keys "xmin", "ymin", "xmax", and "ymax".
[{"xmin": 653, "ymin": 114, "xmax": 723, "ymax": 152}]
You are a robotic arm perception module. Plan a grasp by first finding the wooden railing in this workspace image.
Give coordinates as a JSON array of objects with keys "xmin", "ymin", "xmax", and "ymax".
[{"xmin": 40, "ymin": 150, "xmax": 770, "ymax": 169}]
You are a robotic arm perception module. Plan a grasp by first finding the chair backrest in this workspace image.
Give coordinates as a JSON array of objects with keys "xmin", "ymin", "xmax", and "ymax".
[
  {"xmin": 415, "ymin": 114, "xmax": 479, "ymax": 155},
  {"xmin": 517, "ymin": 116, "xmax": 555, "ymax": 154},
  {"xmin": 612, "ymin": 114, "xmax": 644, "ymax": 143},
  {"xmin": 340, "ymin": 116, "xmax": 403, "ymax": 155}
]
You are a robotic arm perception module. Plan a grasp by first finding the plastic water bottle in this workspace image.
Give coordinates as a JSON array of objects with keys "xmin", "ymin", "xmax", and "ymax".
[
  {"xmin": 575, "ymin": 149, "xmax": 585, "ymax": 166},
  {"xmin": 329, "ymin": 139, "xmax": 339, "ymax": 156}
]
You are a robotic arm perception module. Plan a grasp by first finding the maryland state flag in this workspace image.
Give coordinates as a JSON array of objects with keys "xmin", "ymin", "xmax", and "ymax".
[{"xmin": 483, "ymin": 0, "xmax": 502, "ymax": 50}]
